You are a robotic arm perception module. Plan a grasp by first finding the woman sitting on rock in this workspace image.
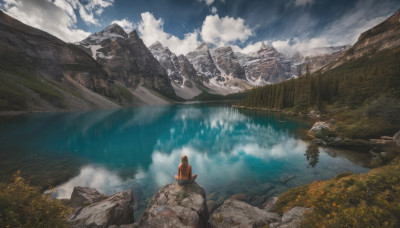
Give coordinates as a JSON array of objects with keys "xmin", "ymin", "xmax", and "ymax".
[{"xmin": 175, "ymin": 155, "xmax": 197, "ymax": 185}]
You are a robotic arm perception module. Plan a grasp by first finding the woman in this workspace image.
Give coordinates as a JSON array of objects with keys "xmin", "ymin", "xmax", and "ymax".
[{"xmin": 175, "ymin": 155, "xmax": 197, "ymax": 185}]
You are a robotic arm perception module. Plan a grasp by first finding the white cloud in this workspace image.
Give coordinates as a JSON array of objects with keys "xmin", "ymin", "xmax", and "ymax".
[
  {"xmin": 294, "ymin": 0, "xmax": 313, "ymax": 6},
  {"xmin": 201, "ymin": 15, "xmax": 253, "ymax": 47},
  {"xmin": 231, "ymin": 41, "xmax": 264, "ymax": 54},
  {"xmin": 111, "ymin": 18, "xmax": 135, "ymax": 33},
  {"xmin": 2, "ymin": 0, "xmax": 91, "ymax": 42},
  {"xmin": 199, "ymin": 0, "xmax": 215, "ymax": 6},
  {"xmin": 211, "ymin": 6, "xmax": 217, "ymax": 14},
  {"xmin": 2, "ymin": 0, "xmax": 115, "ymax": 42},
  {"xmin": 138, "ymin": 12, "xmax": 200, "ymax": 55}
]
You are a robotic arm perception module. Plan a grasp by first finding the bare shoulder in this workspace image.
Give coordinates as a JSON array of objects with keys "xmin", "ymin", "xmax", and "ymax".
[
  {"xmin": 178, "ymin": 164, "xmax": 182, "ymax": 168},
  {"xmin": 189, "ymin": 165, "xmax": 192, "ymax": 169}
]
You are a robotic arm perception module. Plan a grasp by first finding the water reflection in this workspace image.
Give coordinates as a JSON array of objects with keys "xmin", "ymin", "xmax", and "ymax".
[
  {"xmin": 0, "ymin": 104, "xmax": 370, "ymax": 218},
  {"xmin": 305, "ymin": 144, "xmax": 320, "ymax": 168}
]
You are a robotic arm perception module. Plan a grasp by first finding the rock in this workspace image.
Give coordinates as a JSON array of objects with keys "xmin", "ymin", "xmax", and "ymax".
[
  {"xmin": 280, "ymin": 175, "xmax": 295, "ymax": 184},
  {"xmin": 394, "ymin": 130, "xmax": 400, "ymax": 146},
  {"xmin": 309, "ymin": 122, "xmax": 332, "ymax": 140},
  {"xmin": 67, "ymin": 190, "xmax": 134, "ymax": 228},
  {"xmin": 108, "ymin": 224, "xmax": 138, "ymax": 228},
  {"xmin": 209, "ymin": 198, "xmax": 281, "ymax": 227},
  {"xmin": 207, "ymin": 200, "xmax": 217, "ymax": 214},
  {"xmin": 264, "ymin": 197, "xmax": 278, "ymax": 212},
  {"xmin": 231, "ymin": 193, "xmax": 246, "ymax": 201},
  {"xmin": 184, "ymin": 80, "xmax": 193, "ymax": 88},
  {"xmin": 249, "ymin": 194, "xmax": 267, "ymax": 207},
  {"xmin": 69, "ymin": 187, "xmax": 107, "ymax": 208},
  {"xmin": 139, "ymin": 182, "xmax": 209, "ymax": 228},
  {"xmin": 312, "ymin": 138, "xmax": 326, "ymax": 146},
  {"xmin": 270, "ymin": 207, "xmax": 312, "ymax": 228}
]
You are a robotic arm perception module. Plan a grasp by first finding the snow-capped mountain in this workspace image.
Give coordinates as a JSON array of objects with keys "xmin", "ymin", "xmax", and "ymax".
[
  {"xmin": 211, "ymin": 47, "xmax": 245, "ymax": 80},
  {"xmin": 185, "ymin": 42, "xmax": 251, "ymax": 94},
  {"xmin": 148, "ymin": 41, "xmax": 205, "ymax": 99},
  {"xmin": 78, "ymin": 24, "xmax": 176, "ymax": 99},
  {"xmin": 238, "ymin": 43, "xmax": 295, "ymax": 85}
]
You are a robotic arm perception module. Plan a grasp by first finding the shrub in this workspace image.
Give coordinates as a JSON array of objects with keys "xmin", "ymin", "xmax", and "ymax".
[{"xmin": 0, "ymin": 171, "xmax": 71, "ymax": 228}]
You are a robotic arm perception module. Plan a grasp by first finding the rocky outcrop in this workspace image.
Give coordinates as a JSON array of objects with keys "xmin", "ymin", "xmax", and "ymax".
[
  {"xmin": 78, "ymin": 24, "xmax": 176, "ymax": 99},
  {"xmin": 69, "ymin": 186, "xmax": 107, "ymax": 208},
  {"xmin": 309, "ymin": 122, "xmax": 332, "ymax": 140},
  {"xmin": 67, "ymin": 187, "xmax": 134, "ymax": 228},
  {"xmin": 209, "ymin": 198, "xmax": 281, "ymax": 227},
  {"xmin": 139, "ymin": 182, "xmax": 209, "ymax": 228},
  {"xmin": 270, "ymin": 207, "xmax": 312, "ymax": 228}
]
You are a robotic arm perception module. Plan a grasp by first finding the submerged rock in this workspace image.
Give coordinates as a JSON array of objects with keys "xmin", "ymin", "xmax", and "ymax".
[
  {"xmin": 270, "ymin": 207, "xmax": 312, "ymax": 228},
  {"xmin": 139, "ymin": 182, "xmax": 209, "ymax": 228},
  {"xmin": 67, "ymin": 190, "xmax": 134, "ymax": 228},
  {"xmin": 209, "ymin": 198, "xmax": 281, "ymax": 227}
]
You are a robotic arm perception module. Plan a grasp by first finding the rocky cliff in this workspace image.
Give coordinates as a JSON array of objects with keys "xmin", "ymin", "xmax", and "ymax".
[
  {"xmin": 148, "ymin": 42, "xmax": 203, "ymax": 99},
  {"xmin": 324, "ymin": 8, "xmax": 400, "ymax": 70},
  {"xmin": 0, "ymin": 10, "xmax": 124, "ymax": 111},
  {"xmin": 78, "ymin": 24, "xmax": 176, "ymax": 99}
]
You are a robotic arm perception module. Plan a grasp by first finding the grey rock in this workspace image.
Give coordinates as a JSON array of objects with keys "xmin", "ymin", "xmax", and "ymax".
[
  {"xmin": 310, "ymin": 122, "xmax": 332, "ymax": 140},
  {"xmin": 68, "ymin": 190, "xmax": 134, "ymax": 228},
  {"xmin": 209, "ymin": 198, "xmax": 281, "ymax": 228},
  {"xmin": 270, "ymin": 207, "xmax": 312, "ymax": 228},
  {"xmin": 70, "ymin": 186, "xmax": 107, "ymax": 208},
  {"xmin": 264, "ymin": 197, "xmax": 278, "ymax": 212},
  {"xmin": 139, "ymin": 182, "xmax": 209, "ymax": 228},
  {"xmin": 393, "ymin": 130, "xmax": 400, "ymax": 146}
]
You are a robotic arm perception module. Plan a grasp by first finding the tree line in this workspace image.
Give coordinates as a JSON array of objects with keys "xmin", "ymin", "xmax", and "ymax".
[{"xmin": 238, "ymin": 47, "xmax": 400, "ymax": 113}]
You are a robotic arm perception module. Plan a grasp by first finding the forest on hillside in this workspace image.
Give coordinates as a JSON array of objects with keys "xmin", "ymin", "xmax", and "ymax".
[{"xmin": 238, "ymin": 47, "xmax": 400, "ymax": 124}]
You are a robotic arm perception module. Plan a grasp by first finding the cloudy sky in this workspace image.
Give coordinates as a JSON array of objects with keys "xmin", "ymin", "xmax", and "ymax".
[{"xmin": 1, "ymin": 0, "xmax": 399, "ymax": 55}]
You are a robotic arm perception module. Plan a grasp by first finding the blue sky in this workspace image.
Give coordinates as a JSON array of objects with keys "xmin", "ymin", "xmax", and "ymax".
[{"xmin": 1, "ymin": 0, "xmax": 399, "ymax": 55}]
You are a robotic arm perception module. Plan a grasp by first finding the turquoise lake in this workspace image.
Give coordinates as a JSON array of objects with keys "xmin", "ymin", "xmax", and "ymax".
[{"xmin": 0, "ymin": 103, "xmax": 371, "ymax": 218}]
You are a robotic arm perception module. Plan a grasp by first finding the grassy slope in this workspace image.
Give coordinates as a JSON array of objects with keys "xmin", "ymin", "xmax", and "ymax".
[{"xmin": 274, "ymin": 154, "xmax": 400, "ymax": 227}]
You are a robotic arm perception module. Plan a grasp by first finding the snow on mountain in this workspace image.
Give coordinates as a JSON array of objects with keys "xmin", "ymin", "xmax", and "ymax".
[{"xmin": 149, "ymin": 41, "xmax": 204, "ymax": 99}]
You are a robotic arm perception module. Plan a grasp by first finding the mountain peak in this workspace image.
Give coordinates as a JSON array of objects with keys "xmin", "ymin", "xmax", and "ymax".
[
  {"xmin": 149, "ymin": 41, "xmax": 164, "ymax": 50},
  {"xmin": 101, "ymin": 23, "xmax": 127, "ymax": 37}
]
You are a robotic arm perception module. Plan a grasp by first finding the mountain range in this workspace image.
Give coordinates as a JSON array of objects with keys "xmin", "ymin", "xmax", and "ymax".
[{"xmin": 2, "ymin": 8, "xmax": 397, "ymax": 112}]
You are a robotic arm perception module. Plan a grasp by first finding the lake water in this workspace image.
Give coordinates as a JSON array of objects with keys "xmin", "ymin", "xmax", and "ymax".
[{"xmin": 0, "ymin": 103, "xmax": 370, "ymax": 218}]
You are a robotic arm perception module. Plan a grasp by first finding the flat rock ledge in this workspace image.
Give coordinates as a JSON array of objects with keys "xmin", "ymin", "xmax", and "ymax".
[
  {"xmin": 66, "ymin": 187, "xmax": 134, "ymax": 228},
  {"xmin": 209, "ymin": 198, "xmax": 281, "ymax": 227},
  {"xmin": 139, "ymin": 182, "xmax": 209, "ymax": 228}
]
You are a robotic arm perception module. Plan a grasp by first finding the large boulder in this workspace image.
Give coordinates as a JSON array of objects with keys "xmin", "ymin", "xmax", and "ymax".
[
  {"xmin": 209, "ymin": 198, "xmax": 281, "ymax": 227},
  {"xmin": 309, "ymin": 122, "xmax": 333, "ymax": 140},
  {"xmin": 270, "ymin": 207, "xmax": 312, "ymax": 228},
  {"xmin": 69, "ymin": 187, "xmax": 107, "ymax": 208},
  {"xmin": 67, "ymin": 190, "xmax": 134, "ymax": 228},
  {"xmin": 139, "ymin": 182, "xmax": 209, "ymax": 228},
  {"xmin": 394, "ymin": 130, "xmax": 400, "ymax": 146}
]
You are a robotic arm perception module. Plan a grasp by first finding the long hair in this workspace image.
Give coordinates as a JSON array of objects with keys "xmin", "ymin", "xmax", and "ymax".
[{"xmin": 181, "ymin": 155, "xmax": 188, "ymax": 168}]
